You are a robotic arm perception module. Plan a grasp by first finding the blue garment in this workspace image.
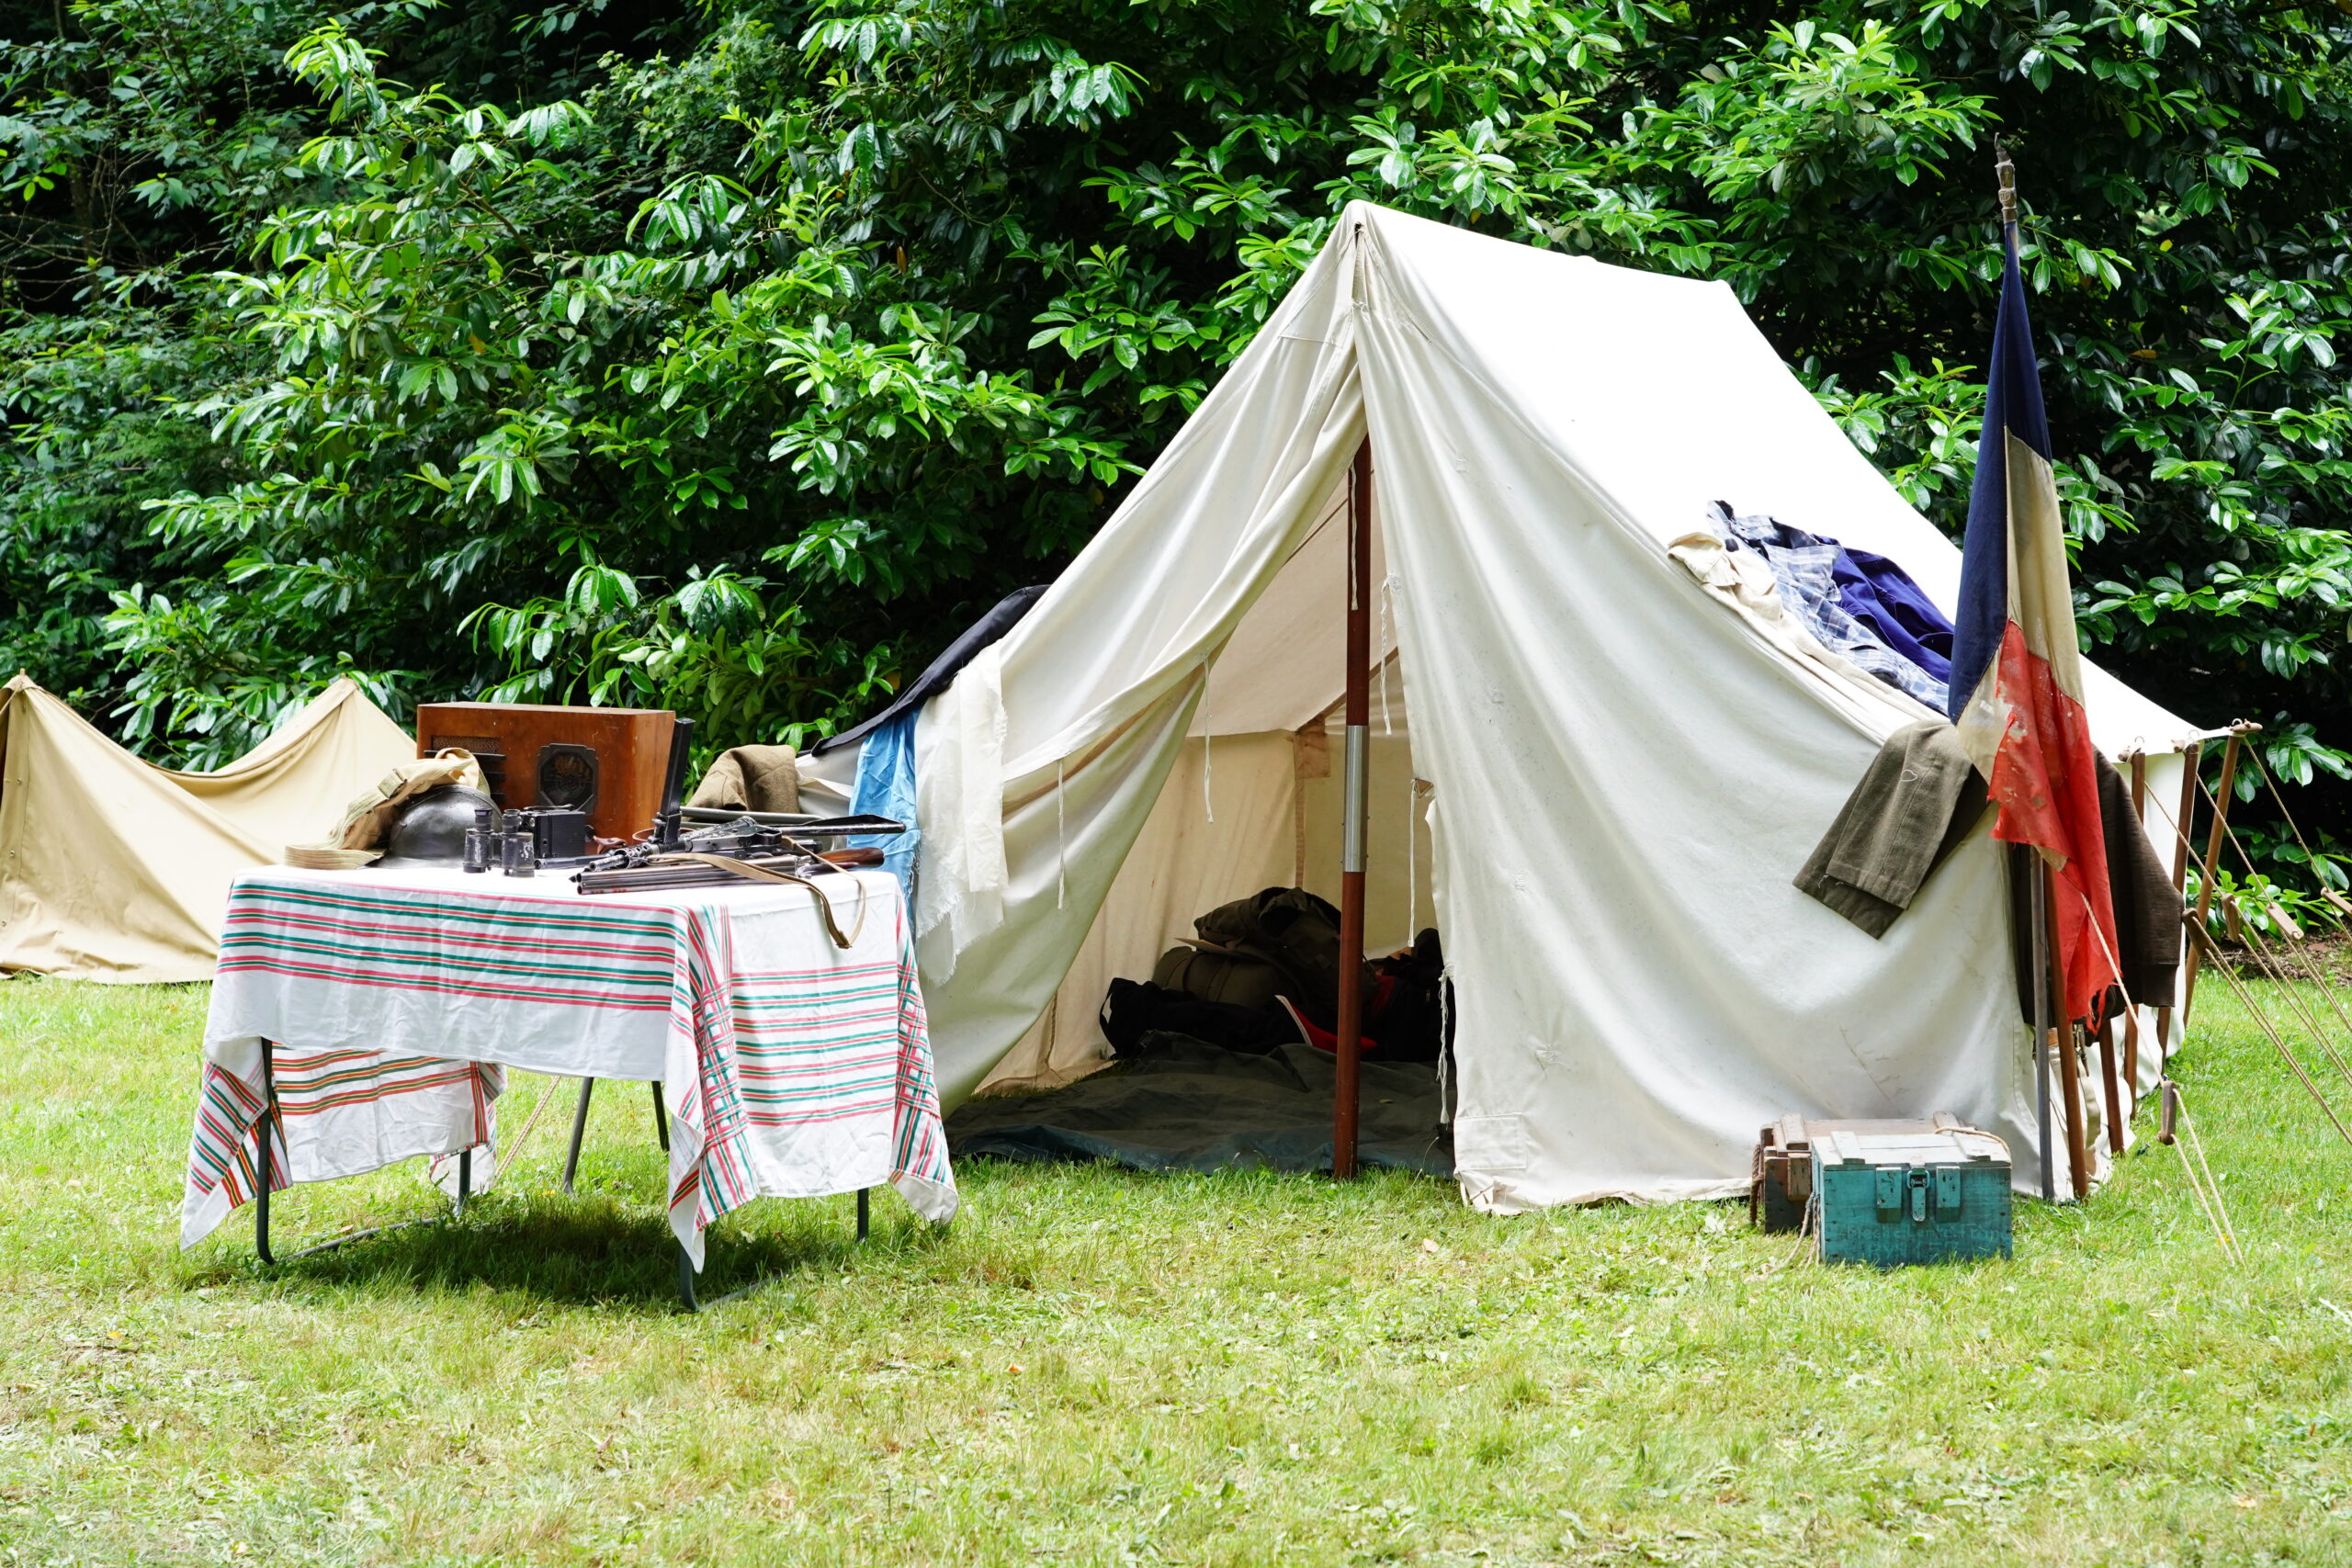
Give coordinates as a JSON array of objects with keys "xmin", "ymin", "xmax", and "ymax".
[
  {"xmin": 847, "ymin": 710, "xmax": 921, "ymax": 900},
  {"xmin": 1833, "ymin": 547, "xmax": 1953, "ymax": 686},
  {"xmin": 1713, "ymin": 503, "xmax": 1955, "ymax": 711}
]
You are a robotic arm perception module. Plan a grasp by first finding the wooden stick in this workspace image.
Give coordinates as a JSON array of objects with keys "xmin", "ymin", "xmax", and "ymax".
[
  {"xmin": 2061, "ymin": 1023, "xmax": 2094, "ymax": 1200},
  {"xmin": 1332, "ymin": 436, "xmax": 1373, "ymax": 1179},
  {"xmin": 2097, "ymin": 1014, "xmax": 2125, "ymax": 1156},
  {"xmin": 2154, "ymin": 739, "xmax": 2200, "ymax": 1077},
  {"xmin": 2027, "ymin": 845, "xmax": 2055, "ymax": 1201},
  {"xmin": 2182, "ymin": 729, "xmax": 2248, "ymax": 1023},
  {"xmin": 2123, "ymin": 753, "xmax": 2146, "ymax": 1097},
  {"xmin": 2049, "ymin": 862, "xmax": 2092, "ymax": 1201}
]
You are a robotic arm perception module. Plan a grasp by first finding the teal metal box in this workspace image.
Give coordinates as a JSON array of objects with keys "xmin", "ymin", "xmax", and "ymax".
[{"xmin": 1810, "ymin": 1126, "xmax": 2013, "ymax": 1267}]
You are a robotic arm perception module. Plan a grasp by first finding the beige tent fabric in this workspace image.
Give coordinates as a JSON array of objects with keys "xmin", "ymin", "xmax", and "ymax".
[
  {"xmin": 880, "ymin": 205, "xmax": 2209, "ymax": 1207},
  {"xmin": 0, "ymin": 676, "xmax": 414, "ymax": 982}
]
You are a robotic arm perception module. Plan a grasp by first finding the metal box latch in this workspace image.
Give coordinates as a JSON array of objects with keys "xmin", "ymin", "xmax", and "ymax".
[{"xmin": 1875, "ymin": 1166, "xmax": 1962, "ymax": 1224}]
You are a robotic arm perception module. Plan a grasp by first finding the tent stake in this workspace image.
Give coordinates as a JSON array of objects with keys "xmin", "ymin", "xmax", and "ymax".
[{"xmin": 1333, "ymin": 437, "xmax": 1372, "ymax": 1179}]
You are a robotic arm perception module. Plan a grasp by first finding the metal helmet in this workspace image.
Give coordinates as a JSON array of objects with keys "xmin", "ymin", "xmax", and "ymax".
[{"xmin": 374, "ymin": 784, "xmax": 497, "ymax": 870}]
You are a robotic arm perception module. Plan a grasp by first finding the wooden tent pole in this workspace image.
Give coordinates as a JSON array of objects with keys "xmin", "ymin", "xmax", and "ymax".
[
  {"xmin": 1333, "ymin": 437, "xmax": 1373, "ymax": 1179},
  {"xmin": 2182, "ymin": 728, "xmax": 2248, "ymax": 1025},
  {"xmin": 2027, "ymin": 845, "xmax": 2054, "ymax": 1201},
  {"xmin": 2046, "ymin": 863, "xmax": 2092, "ymax": 1201},
  {"xmin": 2097, "ymin": 1015, "xmax": 2125, "ymax": 1156},
  {"xmin": 2122, "ymin": 752, "xmax": 2147, "ymax": 1099},
  {"xmin": 2154, "ymin": 739, "xmax": 2201, "ymax": 1078}
]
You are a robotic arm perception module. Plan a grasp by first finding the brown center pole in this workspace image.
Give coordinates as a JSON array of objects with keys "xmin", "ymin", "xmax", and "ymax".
[{"xmin": 1333, "ymin": 438, "xmax": 1373, "ymax": 1179}]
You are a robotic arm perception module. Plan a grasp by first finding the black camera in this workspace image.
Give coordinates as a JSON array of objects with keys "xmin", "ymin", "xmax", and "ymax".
[{"xmin": 521, "ymin": 807, "xmax": 591, "ymax": 863}]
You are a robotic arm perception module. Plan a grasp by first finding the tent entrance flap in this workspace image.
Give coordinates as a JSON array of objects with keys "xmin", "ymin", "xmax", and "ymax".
[
  {"xmin": 973, "ymin": 463, "xmax": 1439, "ymax": 1098},
  {"xmin": 970, "ymin": 665, "xmax": 1440, "ymax": 1096}
]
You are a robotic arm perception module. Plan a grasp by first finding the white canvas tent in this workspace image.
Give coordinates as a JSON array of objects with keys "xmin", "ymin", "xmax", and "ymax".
[
  {"xmin": 0, "ymin": 675, "xmax": 415, "ymax": 982},
  {"xmin": 827, "ymin": 202, "xmax": 2210, "ymax": 1208}
]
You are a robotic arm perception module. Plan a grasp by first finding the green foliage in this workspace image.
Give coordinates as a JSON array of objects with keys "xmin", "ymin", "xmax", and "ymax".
[
  {"xmin": 4, "ymin": 0, "xmax": 2351, "ymax": 864},
  {"xmin": 2189, "ymin": 861, "xmax": 2346, "ymax": 944}
]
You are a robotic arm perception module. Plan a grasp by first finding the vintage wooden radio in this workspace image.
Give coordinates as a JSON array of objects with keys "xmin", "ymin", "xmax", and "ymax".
[{"xmin": 413, "ymin": 702, "xmax": 678, "ymax": 843}]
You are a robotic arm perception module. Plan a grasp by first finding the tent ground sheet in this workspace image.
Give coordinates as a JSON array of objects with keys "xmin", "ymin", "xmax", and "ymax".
[{"xmin": 944, "ymin": 1035, "xmax": 1453, "ymax": 1178}]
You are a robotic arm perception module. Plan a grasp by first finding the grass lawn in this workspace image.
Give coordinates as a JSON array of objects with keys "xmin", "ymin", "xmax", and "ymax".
[{"xmin": 0, "ymin": 977, "xmax": 2346, "ymax": 1565}]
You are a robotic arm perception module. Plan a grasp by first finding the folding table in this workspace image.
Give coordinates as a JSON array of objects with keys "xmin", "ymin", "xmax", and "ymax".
[{"xmin": 178, "ymin": 864, "xmax": 957, "ymax": 1309}]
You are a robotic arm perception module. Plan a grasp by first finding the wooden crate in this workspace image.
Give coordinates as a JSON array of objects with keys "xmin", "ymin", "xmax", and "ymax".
[
  {"xmin": 1810, "ymin": 1125, "xmax": 2013, "ymax": 1268},
  {"xmin": 415, "ymin": 702, "xmax": 676, "ymax": 843},
  {"xmin": 1752, "ymin": 1113, "xmax": 1968, "ymax": 1232}
]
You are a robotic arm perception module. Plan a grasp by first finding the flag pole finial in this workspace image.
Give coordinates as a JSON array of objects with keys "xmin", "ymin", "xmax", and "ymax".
[{"xmin": 1995, "ymin": 141, "xmax": 2018, "ymax": 232}]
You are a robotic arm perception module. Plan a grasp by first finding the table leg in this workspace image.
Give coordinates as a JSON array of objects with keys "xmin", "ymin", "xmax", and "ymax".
[
  {"xmin": 677, "ymin": 1243, "xmax": 699, "ymax": 1314},
  {"xmin": 857, "ymin": 1186, "xmax": 870, "ymax": 1242},
  {"xmin": 456, "ymin": 1149, "xmax": 472, "ymax": 1213},
  {"xmin": 650, "ymin": 1082, "xmax": 670, "ymax": 1152},
  {"xmin": 254, "ymin": 1040, "xmax": 277, "ymax": 1267},
  {"xmin": 562, "ymin": 1077, "xmax": 594, "ymax": 1196}
]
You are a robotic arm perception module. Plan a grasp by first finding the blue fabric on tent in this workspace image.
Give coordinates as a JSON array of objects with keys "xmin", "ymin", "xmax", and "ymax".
[
  {"xmin": 1713, "ymin": 505, "xmax": 1951, "ymax": 709},
  {"xmin": 848, "ymin": 710, "xmax": 921, "ymax": 898},
  {"xmin": 1830, "ymin": 547, "xmax": 1954, "ymax": 687},
  {"xmin": 1709, "ymin": 504, "xmax": 1956, "ymax": 708}
]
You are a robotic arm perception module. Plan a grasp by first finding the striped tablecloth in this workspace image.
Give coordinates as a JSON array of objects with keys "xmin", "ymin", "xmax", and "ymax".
[{"xmin": 179, "ymin": 865, "xmax": 956, "ymax": 1268}]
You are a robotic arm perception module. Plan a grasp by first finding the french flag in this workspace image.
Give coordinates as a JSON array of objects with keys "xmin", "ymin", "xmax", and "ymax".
[{"xmin": 1947, "ymin": 227, "xmax": 2120, "ymax": 1027}]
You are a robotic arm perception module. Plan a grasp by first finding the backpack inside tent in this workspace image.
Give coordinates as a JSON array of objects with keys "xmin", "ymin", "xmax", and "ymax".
[{"xmin": 802, "ymin": 202, "xmax": 2215, "ymax": 1210}]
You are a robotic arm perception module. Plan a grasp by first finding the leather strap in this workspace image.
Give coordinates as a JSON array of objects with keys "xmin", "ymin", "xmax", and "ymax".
[{"xmin": 649, "ymin": 853, "xmax": 868, "ymax": 948}]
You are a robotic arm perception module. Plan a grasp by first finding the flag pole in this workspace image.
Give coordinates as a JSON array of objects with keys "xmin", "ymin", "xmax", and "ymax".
[
  {"xmin": 2029, "ymin": 846, "xmax": 2055, "ymax": 1201},
  {"xmin": 1996, "ymin": 140, "xmax": 2018, "ymax": 243},
  {"xmin": 1998, "ymin": 141, "xmax": 2056, "ymax": 1201}
]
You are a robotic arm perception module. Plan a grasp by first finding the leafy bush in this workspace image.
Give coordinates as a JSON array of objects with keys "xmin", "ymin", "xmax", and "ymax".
[{"xmin": 4, "ymin": 0, "xmax": 2349, "ymax": 866}]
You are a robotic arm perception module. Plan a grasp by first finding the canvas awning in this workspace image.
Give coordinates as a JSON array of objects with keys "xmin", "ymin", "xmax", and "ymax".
[{"xmin": 0, "ymin": 676, "xmax": 415, "ymax": 982}]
